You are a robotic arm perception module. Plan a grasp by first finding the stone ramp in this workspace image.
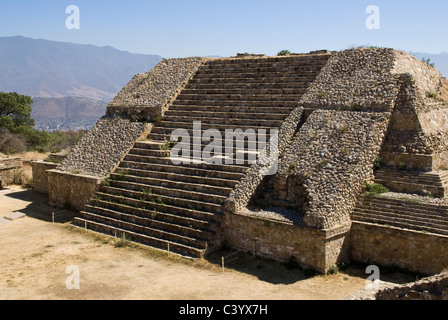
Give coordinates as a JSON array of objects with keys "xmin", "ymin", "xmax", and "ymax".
[{"xmin": 73, "ymin": 53, "xmax": 331, "ymax": 258}]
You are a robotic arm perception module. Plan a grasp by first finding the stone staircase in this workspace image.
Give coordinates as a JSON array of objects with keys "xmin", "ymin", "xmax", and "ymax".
[
  {"xmin": 351, "ymin": 195, "xmax": 448, "ymax": 236},
  {"xmin": 73, "ymin": 53, "xmax": 331, "ymax": 258},
  {"xmin": 374, "ymin": 168, "xmax": 448, "ymax": 197}
]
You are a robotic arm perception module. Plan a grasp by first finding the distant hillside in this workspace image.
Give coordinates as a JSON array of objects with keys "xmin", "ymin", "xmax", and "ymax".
[
  {"xmin": 0, "ymin": 36, "xmax": 163, "ymax": 102},
  {"xmin": 410, "ymin": 52, "xmax": 448, "ymax": 79},
  {"xmin": 31, "ymin": 96, "xmax": 107, "ymax": 132}
]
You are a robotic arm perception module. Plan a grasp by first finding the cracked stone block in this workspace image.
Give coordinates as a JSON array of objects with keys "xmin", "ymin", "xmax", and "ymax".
[{"xmin": 5, "ymin": 212, "xmax": 26, "ymax": 220}]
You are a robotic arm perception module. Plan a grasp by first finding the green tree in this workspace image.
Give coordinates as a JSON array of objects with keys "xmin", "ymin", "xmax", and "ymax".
[
  {"xmin": 0, "ymin": 92, "xmax": 53, "ymax": 153},
  {"xmin": 0, "ymin": 92, "xmax": 34, "ymax": 131}
]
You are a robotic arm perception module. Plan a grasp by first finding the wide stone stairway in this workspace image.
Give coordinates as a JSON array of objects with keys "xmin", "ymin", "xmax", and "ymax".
[
  {"xmin": 73, "ymin": 53, "xmax": 331, "ymax": 258},
  {"xmin": 351, "ymin": 194, "xmax": 448, "ymax": 236},
  {"xmin": 352, "ymin": 167, "xmax": 448, "ymax": 236}
]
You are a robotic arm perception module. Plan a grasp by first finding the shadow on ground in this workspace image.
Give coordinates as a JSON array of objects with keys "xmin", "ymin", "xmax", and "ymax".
[
  {"xmin": 205, "ymin": 248, "xmax": 315, "ymax": 285},
  {"xmin": 205, "ymin": 247, "xmax": 424, "ymax": 286},
  {"xmin": 2, "ymin": 188, "xmax": 74, "ymax": 223}
]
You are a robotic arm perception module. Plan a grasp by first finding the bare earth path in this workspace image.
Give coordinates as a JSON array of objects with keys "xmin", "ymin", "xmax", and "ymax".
[{"xmin": 0, "ymin": 186, "xmax": 415, "ymax": 301}]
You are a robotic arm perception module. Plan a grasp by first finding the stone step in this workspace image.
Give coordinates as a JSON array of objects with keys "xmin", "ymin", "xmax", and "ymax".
[
  {"xmin": 163, "ymin": 111, "xmax": 289, "ymax": 121},
  {"xmin": 134, "ymin": 140, "xmax": 271, "ymax": 154},
  {"xmin": 123, "ymin": 154, "xmax": 249, "ymax": 172},
  {"xmin": 73, "ymin": 217, "xmax": 207, "ymax": 258},
  {"xmin": 152, "ymin": 120, "xmax": 280, "ymax": 130},
  {"xmin": 196, "ymin": 67, "xmax": 324, "ymax": 76},
  {"xmin": 185, "ymin": 82, "xmax": 311, "ymax": 91},
  {"xmin": 133, "ymin": 140, "xmax": 165, "ymax": 150},
  {"xmin": 188, "ymin": 76, "xmax": 317, "ymax": 85},
  {"xmin": 198, "ymin": 62, "xmax": 327, "ymax": 72},
  {"xmin": 180, "ymin": 88, "xmax": 307, "ymax": 96},
  {"xmin": 161, "ymin": 115, "xmax": 286, "ymax": 126},
  {"xmin": 352, "ymin": 206, "xmax": 448, "ymax": 226},
  {"xmin": 109, "ymin": 171, "xmax": 233, "ymax": 197},
  {"xmin": 84, "ymin": 202, "xmax": 219, "ymax": 232},
  {"xmin": 106, "ymin": 179, "xmax": 227, "ymax": 205},
  {"xmin": 146, "ymin": 131, "xmax": 260, "ymax": 143},
  {"xmin": 374, "ymin": 178, "xmax": 445, "ymax": 197},
  {"xmin": 120, "ymin": 160, "xmax": 246, "ymax": 181},
  {"xmin": 80, "ymin": 206, "xmax": 214, "ymax": 245},
  {"xmin": 90, "ymin": 193, "xmax": 222, "ymax": 223},
  {"xmin": 374, "ymin": 178, "xmax": 444, "ymax": 189},
  {"xmin": 356, "ymin": 202, "xmax": 448, "ymax": 220},
  {"xmin": 95, "ymin": 187, "xmax": 223, "ymax": 216},
  {"xmin": 127, "ymin": 147, "xmax": 259, "ymax": 166},
  {"xmin": 192, "ymin": 70, "xmax": 320, "ymax": 79},
  {"xmin": 112, "ymin": 167, "xmax": 240, "ymax": 189},
  {"xmin": 167, "ymin": 104, "xmax": 295, "ymax": 114},
  {"xmin": 175, "ymin": 93, "xmax": 303, "ymax": 103},
  {"xmin": 158, "ymin": 118, "xmax": 284, "ymax": 128},
  {"xmin": 354, "ymin": 204, "xmax": 448, "ymax": 224},
  {"xmin": 124, "ymin": 152, "xmax": 254, "ymax": 169},
  {"xmin": 358, "ymin": 196, "xmax": 448, "ymax": 214},
  {"xmin": 205, "ymin": 55, "xmax": 330, "ymax": 66},
  {"xmin": 375, "ymin": 170, "xmax": 446, "ymax": 186},
  {"xmin": 148, "ymin": 128, "xmax": 278, "ymax": 144},
  {"xmin": 351, "ymin": 211, "xmax": 448, "ymax": 236},
  {"xmin": 171, "ymin": 99, "xmax": 299, "ymax": 107}
]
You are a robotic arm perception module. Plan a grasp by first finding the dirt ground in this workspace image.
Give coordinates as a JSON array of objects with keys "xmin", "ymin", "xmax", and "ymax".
[{"xmin": 0, "ymin": 186, "xmax": 419, "ymax": 301}]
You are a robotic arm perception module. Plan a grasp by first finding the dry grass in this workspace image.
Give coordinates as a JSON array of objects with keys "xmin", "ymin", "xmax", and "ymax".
[{"xmin": 11, "ymin": 151, "xmax": 50, "ymax": 161}]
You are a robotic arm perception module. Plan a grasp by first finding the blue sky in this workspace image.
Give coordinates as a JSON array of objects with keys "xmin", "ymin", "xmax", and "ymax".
[{"xmin": 0, "ymin": 0, "xmax": 447, "ymax": 58}]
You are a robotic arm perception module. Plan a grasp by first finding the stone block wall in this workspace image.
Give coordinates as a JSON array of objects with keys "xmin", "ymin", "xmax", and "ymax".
[
  {"xmin": 47, "ymin": 169, "xmax": 103, "ymax": 211},
  {"xmin": 0, "ymin": 157, "xmax": 23, "ymax": 187},
  {"xmin": 351, "ymin": 221, "xmax": 448, "ymax": 276},
  {"xmin": 376, "ymin": 272, "xmax": 448, "ymax": 300},
  {"xmin": 224, "ymin": 211, "xmax": 351, "ymax": 274},
  {"xmin": 31, "ymin": 161, "xmax": 60, "ymax": 194}
]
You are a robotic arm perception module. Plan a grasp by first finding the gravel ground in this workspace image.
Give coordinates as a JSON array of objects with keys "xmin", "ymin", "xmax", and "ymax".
[{"xmin": 241, "ymin": 206, "xmax": 304, "ymax": 225}]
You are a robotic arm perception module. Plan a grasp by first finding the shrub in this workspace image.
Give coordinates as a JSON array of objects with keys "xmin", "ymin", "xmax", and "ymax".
[
  {"xmin": 399, "ymin": 162, "xmax": 407, "ymax": 171},
  {"xmin": 374, "ymin": 156, "xmax": 382, "ymax": 170},
  {"xmin": 277, "ymin": 50, "xmax": 291, "ymax": 56},
  {"xmin": 422, "ymin": 58, "xmax": 435, "ymax": 68},
  {"xmin": 365, "ymin": 183, "xmax": 389, "ymax": 196},
  {"xmin": 328, "ymin": 265, "xmax": 339, "ymax": 275},
  {"xmin": 0, "ymin": 127, "xmax": 27, "ymax": 154}
]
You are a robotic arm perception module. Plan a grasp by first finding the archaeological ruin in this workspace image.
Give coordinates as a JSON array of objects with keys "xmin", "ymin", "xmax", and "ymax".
[{"xmin": 32, "ymin": 47, "xmax": 448, "ymax": 275}]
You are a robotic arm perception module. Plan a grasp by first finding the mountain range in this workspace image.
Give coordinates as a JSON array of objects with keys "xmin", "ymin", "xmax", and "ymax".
[
  {"xmin": 0, "ymin": 36, "xmax": 162, "ymax": 131},
  {"xmin": 0, "ymin": 36, "xmax": 162, "ymax": 101}
]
